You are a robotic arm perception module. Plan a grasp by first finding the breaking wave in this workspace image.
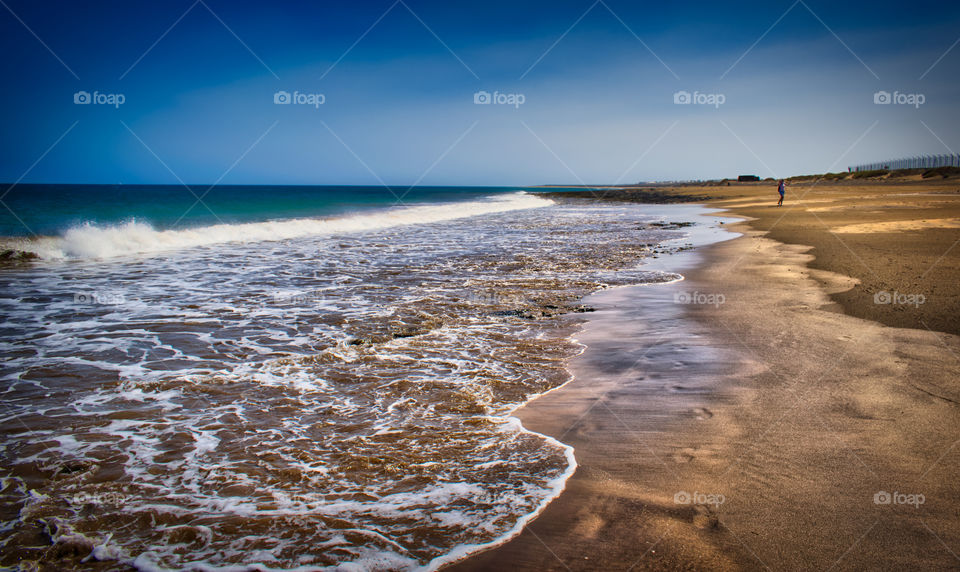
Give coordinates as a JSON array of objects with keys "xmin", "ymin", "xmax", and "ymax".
[{"xmin": 1, "ymin": 192, "xmax": 554, "ymax": 260}]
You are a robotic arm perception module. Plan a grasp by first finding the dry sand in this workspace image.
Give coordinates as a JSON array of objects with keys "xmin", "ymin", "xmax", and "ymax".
[{"xmin": 448, "ymin": 179, "xmax": 960, "ymax": 570}]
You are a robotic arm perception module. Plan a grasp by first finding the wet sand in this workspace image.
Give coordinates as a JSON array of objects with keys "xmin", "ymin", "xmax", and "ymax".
[{"xmin": 449, "ymin": 179, "xmax": 960, "ymax": 570}]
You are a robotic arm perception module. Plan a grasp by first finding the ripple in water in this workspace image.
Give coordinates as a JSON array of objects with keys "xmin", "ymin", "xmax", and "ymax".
[{"xmin": 0, "ymin": 200, "xmax": 688, "ymax": 570}]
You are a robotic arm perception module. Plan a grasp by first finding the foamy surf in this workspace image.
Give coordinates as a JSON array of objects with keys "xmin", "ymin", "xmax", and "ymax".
[
  {"xmin": 423, "ymin": 419, "xmax": 578, "ymax": 572},
  {"xmin": 1, "ymin": 200, "xmax": 701, "ymax": 570},
  {"xmin": 2, "ymin": 192, "xmax": 554, "ymax": 260}
]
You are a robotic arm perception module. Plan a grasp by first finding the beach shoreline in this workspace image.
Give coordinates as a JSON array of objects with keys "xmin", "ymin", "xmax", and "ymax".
[
  {"xmin": 448, "ymin": 180, "xmax": 960, "ymax": 570},
  {"xmin": 1, "ymin": 193, "xmax": 716, "ymax": 570}
]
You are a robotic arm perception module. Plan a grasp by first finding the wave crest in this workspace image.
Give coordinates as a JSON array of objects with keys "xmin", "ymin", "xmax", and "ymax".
[{"xmin": 3, "ymin": 193, "xmax": 554, "ymax": 260}]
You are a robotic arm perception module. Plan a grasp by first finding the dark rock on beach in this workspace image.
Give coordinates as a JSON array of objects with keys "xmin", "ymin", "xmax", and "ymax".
[{"xmin": 0, "ymin": 249, "xmax": 39, "ymax": 262}]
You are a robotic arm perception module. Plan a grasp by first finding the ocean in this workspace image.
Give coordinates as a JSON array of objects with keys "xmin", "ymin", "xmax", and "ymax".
[{"xmin": 0, "ymin": 185, "xmax": 693, "ymax": 570}]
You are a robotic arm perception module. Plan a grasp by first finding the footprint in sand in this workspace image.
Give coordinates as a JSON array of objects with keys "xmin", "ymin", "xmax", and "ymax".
[
  {"xmin": 672, "ymin": 447, "xmax": 696, "ymax": 463},
  {"xmin": 692, "ymin": 505, "xmax": 720, "ymax": 529},
  {"xmin": 691, "ymin": 407, "xmax": 713, "ymax": 420},
  {"xmin": 571, "ymin": 513, "xmax": 605, "ymax": 539}
]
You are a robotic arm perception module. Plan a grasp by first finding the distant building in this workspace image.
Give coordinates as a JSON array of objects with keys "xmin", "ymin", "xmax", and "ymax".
[{"xmin": 738, "ymin": 175, "xmax": 760, "ymax": 182}]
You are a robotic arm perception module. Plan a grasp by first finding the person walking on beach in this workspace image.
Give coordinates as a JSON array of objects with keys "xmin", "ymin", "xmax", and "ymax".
[{"xmin": 777, "ymin": 179, "xmax": 785, "ymax": 206}]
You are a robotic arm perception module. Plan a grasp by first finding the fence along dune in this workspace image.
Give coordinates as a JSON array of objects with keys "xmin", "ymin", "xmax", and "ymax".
[{"xmin": 850, "ymin": 153, "xmax": 960, "ymax": 172}]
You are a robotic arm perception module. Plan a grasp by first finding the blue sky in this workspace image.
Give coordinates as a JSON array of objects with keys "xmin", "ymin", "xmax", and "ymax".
[{"xmin": 1, "ymin": 0, "xmax": 958, "ymax": 185}]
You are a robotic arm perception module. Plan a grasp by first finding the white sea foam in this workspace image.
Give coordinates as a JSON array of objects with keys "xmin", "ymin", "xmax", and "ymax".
[
  {"xmin": 5, "ymin": 193, "xmax": 554, "ymax": 260},
  {"xmin": 0, "ymin": 201, "xmax": 714, "ymax": 571},
  {"xmin": 423, "ymin": 420, "xmax": 578, "ymax": 572}
]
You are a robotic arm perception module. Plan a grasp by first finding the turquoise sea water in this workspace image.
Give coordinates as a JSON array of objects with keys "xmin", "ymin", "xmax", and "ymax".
[
  {"xmin": 0, "ymin": 184, "xmax": 526, "ymax": 237},
  {"xmin": 0, "ymin": 183, "xmax": 698, "ymax": 569}
]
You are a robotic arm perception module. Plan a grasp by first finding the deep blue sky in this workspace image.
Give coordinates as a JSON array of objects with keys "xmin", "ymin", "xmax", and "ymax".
[{"xmin": 1, "ymin": 0, "xmax": 958, "ymax": 185}]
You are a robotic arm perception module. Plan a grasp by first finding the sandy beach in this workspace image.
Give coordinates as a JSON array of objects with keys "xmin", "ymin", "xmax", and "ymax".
[
  {"xmin": 3, "ymin": 1, "xmax": 960, "ymax": 568},
  {"xmin": 450, "ymin": 178, "xmax": 960, "ymax": 570}
]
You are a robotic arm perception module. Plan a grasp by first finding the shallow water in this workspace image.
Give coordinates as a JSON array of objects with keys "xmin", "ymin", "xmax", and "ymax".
[{"xmin": 0, "ymin": 195, "xmax": 691, "ymax": 570}]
